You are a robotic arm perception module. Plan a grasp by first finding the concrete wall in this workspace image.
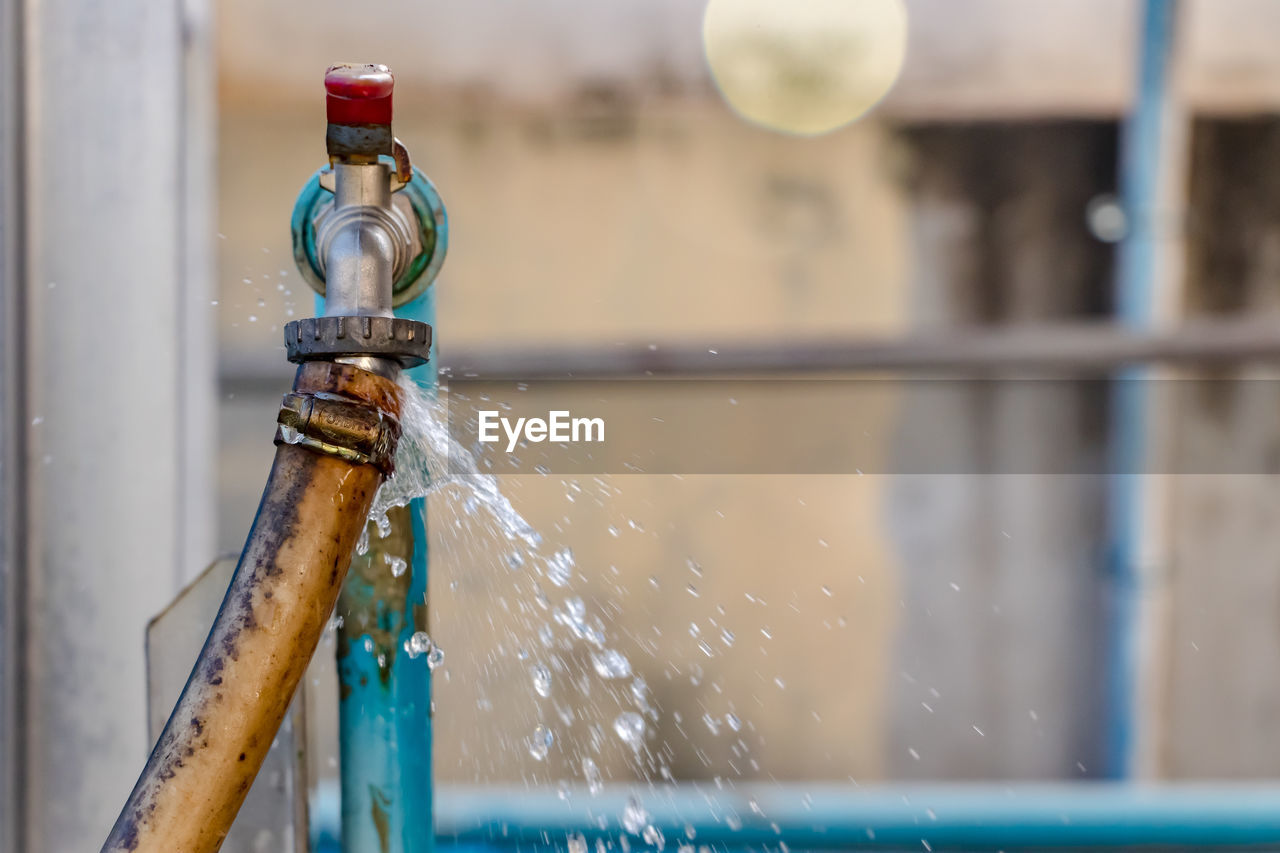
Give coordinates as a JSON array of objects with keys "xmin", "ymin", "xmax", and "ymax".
[
  {"xmin": 1164, "ymin": 119, "xmax": 1280, "ymax": 778},
  {"xmin": 217, "ymin": 0, "xmax": 1280, "ymax": 118},
  {"xmin": 885, "ymin": 124, "xmax": 1116, "ymax": 779}
]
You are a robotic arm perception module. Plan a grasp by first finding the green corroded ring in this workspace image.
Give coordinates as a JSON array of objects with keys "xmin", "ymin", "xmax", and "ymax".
[{"xmin": 291, "ymin": 159, "xmax": 448, "ymax": 308}]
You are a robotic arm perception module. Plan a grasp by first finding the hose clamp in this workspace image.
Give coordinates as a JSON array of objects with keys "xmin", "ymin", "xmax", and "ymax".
[{"xmin": 275, "ymin": 392, "xmax": 402, "ymax": 475}]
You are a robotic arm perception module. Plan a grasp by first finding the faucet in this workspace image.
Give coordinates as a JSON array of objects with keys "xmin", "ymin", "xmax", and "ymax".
[{"xmin": 101, "ymin": 64, "xmax": 444, "ymax": 853}]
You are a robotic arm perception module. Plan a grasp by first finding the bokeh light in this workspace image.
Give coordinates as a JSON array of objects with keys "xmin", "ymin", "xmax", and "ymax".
[{"xmin": 703, "ymin": 0, "xmax": 909, "ymax": 136}]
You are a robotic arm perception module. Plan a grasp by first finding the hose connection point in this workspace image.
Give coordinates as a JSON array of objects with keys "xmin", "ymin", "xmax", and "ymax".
[
  {"xmin": 283, "ymin": 316, "xmax": 433, "ymax": 368},
  {"xmin": 276, "ymin": 393, "xmax": 401, "ymax": 475},
  {"xmin": 275, "ymin": 361, "xmax": 407, "ymax": 475}
]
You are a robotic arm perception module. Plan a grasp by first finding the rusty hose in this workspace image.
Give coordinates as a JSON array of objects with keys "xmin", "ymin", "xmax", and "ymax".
[{"xmin": 101, "ymin": 362, "xmax": 403, "ymax": 853}]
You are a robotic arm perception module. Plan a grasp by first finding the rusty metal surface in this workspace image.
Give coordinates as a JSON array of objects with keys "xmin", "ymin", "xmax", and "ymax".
[
  {"xmin": 294, "ymin": 360, "xmax": 405, "ymax": 413},
  {"xmin": 338, "ymin": 504, "xmax": 419, "ymax": 684},
  {"xmin": 326, "ymin": 124, "xmax": 394, "ymax": 161}
]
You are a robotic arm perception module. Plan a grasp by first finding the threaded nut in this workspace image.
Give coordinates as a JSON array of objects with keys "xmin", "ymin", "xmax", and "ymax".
[{"xmin": 283, "ymin": 316, "xmax": 432, "ymax": 368}]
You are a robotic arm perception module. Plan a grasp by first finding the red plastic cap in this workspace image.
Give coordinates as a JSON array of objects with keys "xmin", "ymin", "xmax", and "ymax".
[{"xmin": 325, "ymin": 64, "xmax": 394, "ymax": 125}]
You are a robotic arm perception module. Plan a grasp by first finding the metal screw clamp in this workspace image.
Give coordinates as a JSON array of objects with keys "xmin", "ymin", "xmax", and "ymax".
[{"xmin": 275, "ymin": 392, "xmax": 402, "ymax": 475}]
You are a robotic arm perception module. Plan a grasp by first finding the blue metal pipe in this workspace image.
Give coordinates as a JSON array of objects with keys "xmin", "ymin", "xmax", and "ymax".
[
  {"xmin": 318, "ymin": 288, "xmax": 436, "ymax": 853},
  {"xmin": 308, "ymin": 783, "xmax": 1280, "ymax": 851},
  {"xmin": 1103, "ymin": 0, "xmax": 1181, "ymax": 779}
]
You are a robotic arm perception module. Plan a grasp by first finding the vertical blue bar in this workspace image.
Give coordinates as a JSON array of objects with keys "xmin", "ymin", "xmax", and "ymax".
[
  {"xmin": 1103, "ymin": 0, "xmax": 1179, "ymax": 779},
  {"xmin": 324, "ymin": 289, "xmax": 435, "ymax": 853}
]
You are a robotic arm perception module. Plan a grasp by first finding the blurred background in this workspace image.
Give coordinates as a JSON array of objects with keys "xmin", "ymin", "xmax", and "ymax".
[{"xmin": 13, "ymin": 0, "xmax": 1280, "ymax": 850}]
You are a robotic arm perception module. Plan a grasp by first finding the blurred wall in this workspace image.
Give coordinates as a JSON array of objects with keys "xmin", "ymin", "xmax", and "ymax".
[
  {"xmin": 212, "ymin": 0, "xmax": 1280, "ymax": 789},
  {"xmin": 217, "ymin": 0, "xmax": 1280, "ymax": 118}
]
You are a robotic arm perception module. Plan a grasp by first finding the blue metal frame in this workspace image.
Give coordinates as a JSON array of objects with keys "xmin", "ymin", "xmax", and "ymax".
[
  {"xmin": 308, "ymin": 783, "xmax": 1280, "ymax": 851},
  {"xmin": 1103, "ymin": 0, "xmax": 1181, "ymax": 779}
]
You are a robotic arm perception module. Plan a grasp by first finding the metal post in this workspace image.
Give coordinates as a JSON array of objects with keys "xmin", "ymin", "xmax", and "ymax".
[
  {"xmin": 1104, "ymin": 0, "xmax": 1186, "ymax": 779},
  {"xmin": 0, "ymin": 0, "xmax": 27, "ymax": 848}
]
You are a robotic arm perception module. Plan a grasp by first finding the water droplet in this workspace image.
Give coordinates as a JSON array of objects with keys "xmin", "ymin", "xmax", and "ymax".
[
  {"xmin": 247, "ymin": 315, "xmax": 258, "ymax": 323},
  {"xmin": 383, "ymin": 553, "xmax": 407, "ymax": 578},
  {"xmin": 725, "ymin": 713, "xmax": 742, "ymax": 732},
  {"xmin": 426, "ymin": 644, "xmax": 445, "ymax": 670},
  {"xmin": 821, "ymin": 585, "xmax": 833, "ymax": 597},
  {"xmin": 622, "ymin": 796, "xmax": 649, "ymax": 834},
  {"xmin": 405, "ymin": 631, "xmax": 432, "ymax": 658},
  {"xmin": 703, "ymin": 713, "xmax": 720, "ymax": 735},
  {"xmin": 591, "ymin": 649, "xmax": 632, "ymax": 679},
  {"xmin": 687, "ymin": 584, "xmax": 699, "ymax": 598},
  {"xmin": 720, "ymin": 628, "xmax": 735, "ymax": 647},
  {"xmin": 567, "ymin": 832, "xmax": 587, "ymax": 853},
  {"xmin": 532, "ymin": 663, "xmax": 552, "ymax": 698},
  {"xmin": 613, "ymin": 712, "xmax": 646, "ymax": 751},
  {"xmin": 642, "ymin": 825, "xmax": 665, "ymax": 850},
  {"xmin": 689, "ymin": 623, "xmax": 700, "ymax": 638},
  {"xmin": 545, "ymin": 547, "xmax": 574, "ymax": 587},
  {"xmin": 582, "ymin": 756, "xmax": 603, "ymax": 795},
  {"xmin": 528, "ymin": 724, "xmax": 553, "ymax": 760}
]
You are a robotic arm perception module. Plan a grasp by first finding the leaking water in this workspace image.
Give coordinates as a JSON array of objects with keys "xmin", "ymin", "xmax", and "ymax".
[{"xmin": 358, "ymin": 377, "xmax": 757, "ymax": 840}]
